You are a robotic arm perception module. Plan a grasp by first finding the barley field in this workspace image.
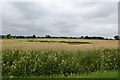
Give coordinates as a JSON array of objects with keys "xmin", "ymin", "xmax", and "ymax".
[
  {"xmin": 1, "ymin": 39, "xmax": 119, "ymax": 78},
  {"xmin": 2, "ymin": 39, "xmax": 118, "ymax": 51}
]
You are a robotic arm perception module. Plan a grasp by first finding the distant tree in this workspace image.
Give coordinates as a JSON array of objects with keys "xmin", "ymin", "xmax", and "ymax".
[
  {"xmin": 0, "ymin": 35, "xmax": 2, "ymax": 38},
  {"xmin": 114, "ymin": 35, "xmax": 120, "ymax": 40},
  {"xmin": 6, "ymin": 34, "xmax": 12, "ymax": 39},
  {"xmin": 2, "ymin": 35, "xmax": 5, "ymax": 38},
  {"xmin": 33, "ymin": 35, "xmax": 36, "ymax": 38},
  {"xmin": 12, "ymin": 36, "xmax": 16, "ymax": 38},
  {"xmin": 110, "ymin": 38, "xmax": 113, "ymax": 40},
  {"xmin": 45, "ymin": 35, "xmax": 51, "ymax": 38},
  {"xmin": 85, "ymin": 36, "xmax": 89, "ymax": 39},
  {"xmin": 97, "ymin": 37, "xmax": 104, "ymax": 40},
  {"xmin": 81, "ymin": 36, "xmax": 84, "ymax": 39},
  {"xmin": 105, "ymin": 38, "xmax": 109, "ymax": 40}
]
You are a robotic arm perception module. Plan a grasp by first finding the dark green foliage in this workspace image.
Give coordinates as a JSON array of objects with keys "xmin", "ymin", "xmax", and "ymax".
[
  {"xmin": 6, "ymin": 34, "xmax": 12, "ymax": 39},
  {"xmin": 114, "ymin": 35, "xmax": 120, "ymax": 40},
  {"xmin": 2, "ymin": 49, "xmax": 118, "ymax": 78},
  {"xmin": 0, "ymin": 34, "xmax": 117, "ymax": 40}
]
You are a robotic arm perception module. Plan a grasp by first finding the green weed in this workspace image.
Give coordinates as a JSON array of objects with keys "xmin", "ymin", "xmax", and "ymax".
[{"xmin": 2, "ymin": 49, "xmax": 119, "ymax": 78}]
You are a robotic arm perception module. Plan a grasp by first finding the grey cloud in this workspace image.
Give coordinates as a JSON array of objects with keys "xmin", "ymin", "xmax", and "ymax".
[
  {"xmin": 2, "ymin": 1, "xmax": 118, "ymax": 38},
  {"xmin": 3, "ymin": 2, "xmax": 49, "ymax": 20}
]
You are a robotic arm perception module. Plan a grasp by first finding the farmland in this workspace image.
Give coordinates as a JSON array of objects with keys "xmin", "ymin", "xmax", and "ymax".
[
  {"xmin": 2, "ymin": 39, "xmax": 118, "ymax": 51},
  {"xmin": 1, "ymin": 39, "xmax": 119, "ymax": 78}
]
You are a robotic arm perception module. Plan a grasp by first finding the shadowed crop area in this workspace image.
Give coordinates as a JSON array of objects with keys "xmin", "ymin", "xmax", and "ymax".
[
  {"xmin": 2, "ymin": 48, "xmax": 119, "ymax": 78},
  {"xmin": 27, "ymin": 39, "xmax": 91, "ymax": 45}
]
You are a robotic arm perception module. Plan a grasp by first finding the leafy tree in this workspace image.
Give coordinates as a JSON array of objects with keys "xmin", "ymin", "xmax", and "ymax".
[
  {"xmin": 45, "ymin": 35, "xmax": 51, "ymax": 38},
  {"xmin": 81, "ymin": 36, "xmax": 84, "ymax": 39},
  {"xmin": 85, "ymin": 36, "xmax": 89, "ymax": 39},
  {"xmin": 6, "ymin": 34, "xmax": 12, "ymax": 39},
  {"xmin": 33, "ymin": 35, "xmax": 36, "ymax": 38},
  {"xmin": 114, "ymin": 35, "xmax": 120, "ymax": 40}
]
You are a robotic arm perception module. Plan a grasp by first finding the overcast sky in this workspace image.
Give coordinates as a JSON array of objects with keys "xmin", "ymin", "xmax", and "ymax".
[{"xmin": 1, "ymin": 1, "xmax": 118, "ymax": 38}]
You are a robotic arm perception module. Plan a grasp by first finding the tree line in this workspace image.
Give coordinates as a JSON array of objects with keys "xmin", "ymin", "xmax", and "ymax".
[{"xmin": 0, "ymin": 34, "xmax": 120, "ymax": 40}]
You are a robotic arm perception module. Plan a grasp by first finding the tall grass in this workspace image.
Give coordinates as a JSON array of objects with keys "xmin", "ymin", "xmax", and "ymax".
[{"xmin": 2, "ymin": 48, "xmax": 119, "ymax": 78}]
